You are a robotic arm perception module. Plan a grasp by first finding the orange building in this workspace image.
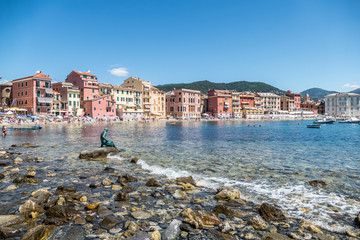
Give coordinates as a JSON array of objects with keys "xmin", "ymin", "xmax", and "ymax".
[{"xmin": 207, "ymin": 89, "xmax": 233, "ymax": 117}]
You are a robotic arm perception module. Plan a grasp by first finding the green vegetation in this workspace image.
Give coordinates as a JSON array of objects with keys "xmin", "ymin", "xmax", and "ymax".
[
  {"xmin": 156, "ymin": 80, "xmax": 284, "ymax": 95},
  {"xmin": 300, "ymin": 88, "xmax": 336, "ymax": 99}
]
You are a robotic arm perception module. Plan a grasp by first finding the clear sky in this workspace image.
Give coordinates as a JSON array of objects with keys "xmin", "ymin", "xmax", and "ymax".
[{"xmin": 0, "ymin": 0, "xmax": 359, "ymax": 92}]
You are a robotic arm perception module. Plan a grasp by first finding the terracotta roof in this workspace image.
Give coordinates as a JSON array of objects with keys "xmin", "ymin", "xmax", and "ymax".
[
  {"xmin": 12, "ymin": 72, "xmax": 52, "ymax": 81},
  {"xmin": 52, "ymin": 90, "xmax": 60, "ymax": 94},
  {"xmin": 73, "ymin": 70, "xmax": 96, "ymax": 77}
]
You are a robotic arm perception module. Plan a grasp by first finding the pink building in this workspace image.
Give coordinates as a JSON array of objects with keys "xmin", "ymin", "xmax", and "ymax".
[
  {"xmin": 166, "ymin": 88, "xmax": 201, "ymax": 118},
  {"xmin": 11, "ymin": 72, "xmax": 53, "ymax": 114},
  {"xmin": 286, "ymin": 90, "xmax": 301, "ymax": 110},
  {"xmin": 207, "ymin": 89, "xmax": 233, "ymax": 117},
  {"xmin": 65, "ymin": 70, "xmax": 99, "ymax": 107},
  {"xmin": 83, "ymin": 95, "xmax": 116, "ymax": 117}
]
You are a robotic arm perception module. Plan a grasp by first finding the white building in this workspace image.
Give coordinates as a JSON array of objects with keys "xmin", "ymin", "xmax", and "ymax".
[{"xmin": 325, "ymin": 92, "xmax": 360, "ymax": 117}]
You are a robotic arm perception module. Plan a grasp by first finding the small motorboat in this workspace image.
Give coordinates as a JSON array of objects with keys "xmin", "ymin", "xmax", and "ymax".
[
  {"xmin": 8, "ymin": 126, "xmax": 42, "ymax": 130},
  {"xmin": 307, "ymin": 124, "xmax": 321, "ymax": 129},
  {"xmin": 313, "ymin": 118, "xmax": 335, "ymax": 124},
  {"xmin": 338, "ymin": 117, "xmax": 360, "ymax": 124}
]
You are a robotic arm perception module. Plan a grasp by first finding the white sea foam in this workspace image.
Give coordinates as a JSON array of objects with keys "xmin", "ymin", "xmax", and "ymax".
[{"xmin": 134, "ymin": 158, "xmax": 360, "ymax": 233}]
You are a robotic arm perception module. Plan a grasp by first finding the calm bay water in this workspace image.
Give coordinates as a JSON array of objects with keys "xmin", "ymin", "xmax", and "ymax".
[{"xmin": 2, "ymin": 120, "xmax": 360, "ymax": 232}]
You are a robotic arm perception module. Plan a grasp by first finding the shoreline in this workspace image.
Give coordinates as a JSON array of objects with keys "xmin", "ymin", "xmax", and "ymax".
[{"xmin": 0, "ymin": 141, "xmax": 359, "ymax": 239}]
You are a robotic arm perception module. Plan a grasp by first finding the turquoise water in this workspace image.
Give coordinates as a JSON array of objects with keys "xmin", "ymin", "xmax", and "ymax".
[{"xmin": 2, "ymin": 120, "xmax": 360, "ymax": 232}]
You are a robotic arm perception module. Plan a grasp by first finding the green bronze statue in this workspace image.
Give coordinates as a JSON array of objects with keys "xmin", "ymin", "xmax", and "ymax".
[{"xmin": 100, "ymin": 128, "xmax": 117, "ymax": 148}]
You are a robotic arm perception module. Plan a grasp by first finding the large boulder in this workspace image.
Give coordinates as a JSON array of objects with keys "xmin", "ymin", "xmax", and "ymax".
[
  {"xmin": 181, "ymin": 208, "xmax": 222, "ymax": 229},
  {"xmin": 20, "ymin": 225, "xmax": 56, "ymax": 240},
  {"xmin": 248, "ymin": 215, "xmax": 269, "ymax": 230},
  {"xmin": 215, "ymin": 186, "xmax": 240, "ymax": 201},
  {"xmin": 79, "ymin": 147, "xmax": 119, "ymax": 160},
  {"xmin": 176, "ymin": 176, "xmax": 196, "ymax": 185},
  {"xmin": 258, "ymin": 203, "xmax": 286, "ymax": 222},
  {"xmin": 308, "ymin": 180, "xmax": 328, "ymax": 188},
  {"xmin": 213, "ymin": 204, "xmax": 247, "ymax": 218},
  {"xmin": 19, "ymin": 200, "xmax": 45, "ymax": 219},
  {"xmin": 355, "ymin": 212, "xmax": 360, "ymax": 228},
  {"xmin": 0, "ymin": 215, "xmax": 24, "ymax": 227}
]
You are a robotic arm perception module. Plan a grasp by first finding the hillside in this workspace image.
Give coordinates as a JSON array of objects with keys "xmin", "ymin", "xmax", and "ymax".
[
  {"xmin": 301, "ymin": 88, "xmax": 336, "ymax": 99},
  {"xmin": 350, "ymin": 88, "xmax": 360, "ymax": 94},
  {"xmin": 156, "ymin": 80, "xmax": 284, "ymax": 95}
]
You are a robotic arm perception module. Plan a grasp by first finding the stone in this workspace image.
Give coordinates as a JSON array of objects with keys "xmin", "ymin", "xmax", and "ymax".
[
  {"xmin": 248, "ymin": 215, "xmax": 269, "ymax": 230},
  {"xmin": 13, "ymin": 157, "xmax": 23, "ymax": 165},
  {"xmin": 131, "ymin": 210, "xmax": 153, "ymax": 220},
  {"xmin": 79, "ymin": 147, "xmax": 119, "ymax": 160},
  {"xmin": 26, "ymin": 171, "xmax": 36, "ymax": 178},
  {"xmin": 176, "ymin": 176, "xmax": 196, "ymax": 185},
  {"xmin": 151, "ymin": 190, "xmax": 164, "ymax": 198},
  {"xmin": 125, "ymin": 232, "xmax": 152, "ymax": 240},
  {"xmin": 354, "ymin": 212, "xmax": 360, "ymax": 228},
  {"xmin": 111, "ymin": 185, "xmax": 122, "ymax": 190},
  {"xmin": 146, "ymin": 178, "xmax": 161, "ymax": 187},
  {"xmin": 300, "ymin": 220, "xmax": 323, "ymax": 234},
  {"xmin": 118, "ymin": 174, "xmax": 138, "ymax": 184},
  {"xmin": 258, "ymin": 203, "xmax": 286, "ymax": 221},
  {"xmin": 102, "ymin": 178, "xmax": 114, "ymax": 186},
  {"xmin": 86, "ymin": 202, "xmax": 100, "ymax": 210},
  {"xmin": 0, "ymin": 215, "xmax": 24, "ymax": 227},
  {"xmin": 173, "ymin": 189, "xmax": 187, "ymax": 199},
  {"xmin": 55, "ymin": 186, "xmax": 76, "ymax": 195},
  {"xmin": 20, "ymin": 225, "xmax": 56, "ymax": 240},
  {"xmin": 162, "ymin": 219, "xmax": 182, "ymax": 240},
  {"xmin": 181, "ymin": 208, "xmax": 222, "ymax": 229},
  {"xmin": 13, "ymin": 176, "xmax": 27, "ymax": 184},
  {"xmin": 100, "ymin": 215, "xmax": 121, "ymax": 229},
  {"xmin": 149, "ymin": 229, "xmax": 161, "ymax": 240},
  {"xmin": 0, "ymin": 226, "xmax": 21, "ymax": 239},
  {"xmin": 263, "ymin": 233, "xmax": 291, "ymax": 240},
  {"xmin": 131, "ymin": 157, "xmax": 139, "ymax": 163},
  {"xmin": 215, "ymin": 186, "xmax": 240, "ymax": 201},
  {"xmin": 30, "ymin": 189, "xmax": 52, "ymax": 205},
  {"xmin": 180, "ymin": 223, "xmax": 194, "ymax": 232},
  {"xmin": 213, "ymin": 204, "xmax": 247, "ymax": 218},
  {"xmin": 5, "ymin": 185, "xmax": 17, "ymax": 191},
  {"xmin": 182, "ymin": 183, "xmax": 196, "ymax": 191},
  {"xmin": 125, "ymin": 220, "xmax": 140, "ymax": 232},
  {"xmin": 64, "ymin": 225, "xmax": 86, "ymax": 240},
  {"xmin": 19, "ymin": 200, "xmax": 45, "ymax": 219},
  {"xmin": 79, "ymin": 196, "xmax": 87, "ymax": 202},
  {"xmin": 308, "ymin": 180, "xmax": 328, "ymax": 188},
  {"xmin": 116, "ymin": 191, "xmax": 130, "ymax": 201},
  {"xmin": 98, "ymin": 206, "xmax": 113, "ymax": 217},
  {"xmin": 85, "ymin": 216, "xmax": 95, "ymax": 222}
]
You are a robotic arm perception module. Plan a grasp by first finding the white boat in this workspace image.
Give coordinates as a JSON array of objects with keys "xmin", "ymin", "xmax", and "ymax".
[
  {"xmin": 338, "ymin": 117, "xmax": 360, "ymax": 123},
  {"xmin": 313, "ymin": 118, "xmax": 335, "ymax": 124}
]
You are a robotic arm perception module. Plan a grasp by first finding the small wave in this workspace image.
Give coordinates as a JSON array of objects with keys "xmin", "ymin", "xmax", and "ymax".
[{"xmin": 135, "ymin": 158, "xmax": 360, "ymax": 233}]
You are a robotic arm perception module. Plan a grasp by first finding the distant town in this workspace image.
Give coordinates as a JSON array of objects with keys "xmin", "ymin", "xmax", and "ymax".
[{"xmin": 0, "ymin": 70, "xmax": 359, "ymax": 120}]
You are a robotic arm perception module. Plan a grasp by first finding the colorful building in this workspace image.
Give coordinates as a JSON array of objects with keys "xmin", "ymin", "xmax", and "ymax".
[
  {"xmin": 239, "ymin": 92, "xmax": 263, "ymax": 115},
  {"xmin": 83, "ymin": 95, "xmax": 116, "ymax": 117},
  {"xmin": 52, "ymin": 82, "xmax": 82, "ymax": 116},
  {"xmin": 325, "ymin": 92, "xmax": 360, "ymax": 117},
  {"xmin": 285, "ymin": 90, "xmax": 301, "ymax": 110},
  {"xmin": 65, "ymin": 70, "xmax": 99, "ymax": 107},
  {"xmin": 281, "ymin": 95, "xmax": 295, "ymax": 111},
  {"xmin": 300, "ymin": 94, "xmax": 318, "ymax": 114},
  {"xmin": 257, "ymin": 92, "xmax": 281, "ymax": 113},
  {"xmin": 166, "ymin": 88, "xmax": 201, "ymax": 119},
  {"xmin": 0, "ymin": 82, "xmax": 12, "ymax": 110},
  {"xmin": 207, "ymin": 90, "xmax": 233, "ymax": 117},
  {"xmin": 11, "ymin": 71, "xmax": 53, "ymax": 115}
]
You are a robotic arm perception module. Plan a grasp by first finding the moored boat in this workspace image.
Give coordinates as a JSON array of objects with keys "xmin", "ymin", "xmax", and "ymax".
[
  {"xmin": 8, "ymin": 126, "xmax": 42, "ymax": 130},
  {"xmin": 313, "ymin": 118, "xmax": 335, "ymax": 124},
  {"xmin": 307, "ymin": 124, "xmax": 321, "ymax": 128},
  {"xmin": 338, "ymin": 117, "xmax": 360, "ymax": 124}
]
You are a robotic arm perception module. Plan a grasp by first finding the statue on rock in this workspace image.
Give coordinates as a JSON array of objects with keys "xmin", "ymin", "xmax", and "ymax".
[{"xmin": 100, "ymin": 128, "xmax": 117, "ymax": 149}]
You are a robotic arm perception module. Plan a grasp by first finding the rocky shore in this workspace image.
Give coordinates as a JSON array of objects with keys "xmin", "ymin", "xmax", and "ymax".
[{"xmin": 0, "ymin": 145, "xmax": 359, "ymax": 240}]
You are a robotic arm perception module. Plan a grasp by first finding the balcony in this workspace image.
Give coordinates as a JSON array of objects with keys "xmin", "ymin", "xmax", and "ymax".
[
  {"xmin": 144, "ymin": 103, "xmax": 151, "ymax": 109},
  {"xmin": 37, "ymin": 97, "xmax": 53, "ymax": 104},
  {"xmin": 233, "ymin": 102, "xmax": 240, "ymax": 105}
]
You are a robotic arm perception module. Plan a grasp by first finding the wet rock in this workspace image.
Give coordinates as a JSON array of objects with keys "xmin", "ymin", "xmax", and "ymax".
[
  {"xmin": 85, "ymin": 216, "xmax": 95, "ymax": 222},
  {"xmin": 258, "ymin": 203, "xmax": 286, "ymax": 221},
  {"xmin": 20, "ymin": 225, "xmax": 56, "ymax": 240},
  {"xmin": 146, "ymin": 178, "xmax": 161, "ymax": 187},
  {"xmin": 13, "ymin": 176, "xmax": 27, "ymax": 184},
  {"xmin": 264, "ymin": 233, "xmax": 291, "ymax": 240},
  {"xmin": 116, "ymin": 191, "xmax": 130, "ymax": 201},
  {"xmin": 51, "ymin": 145, "xmax": 59, "ymax": 148},
  {"xmin": 19, "ymin": 143, "xmax": 38, "ymax": 148},
  {"xmin": 86, "ymin": 202, "xmax": 100, "ymax": 210},
  {"xmin": 26, "ymin": 170, "xmax": 36, "ymax": 178},
  {"xmin": 149, "ymin": 229, "xmax": 161, "ymax": 240},
  {"xmin": 162, "ymin": 219, "xmax": 182, "ymax": 240},
  {"xmin": 248, "ymin": 215, "xmax": 269, "ymax": 230},
  {"xmin": 4, "ymin": 185, "xmax": 17, "ymax": 191},
  {"xmin": 181, "ymin": 208, "xmax": 222, "ymax": 229},
  {"xmin": 354, "ymin": 212, "xmax": 360, "ymax": 227},
  {"xmin": 19, "ymin": 200, "xmax": 45, "ymax": 219},
  {"xmin": 104, "ymin": 167, "xmax": 115, "ymax": 172},
  {"xmin": 180, "ymin": 222, "xmax": 194, "ymax": 232},
  {"xmin": 79, "ymin": 147, "xmax": 118, "ymax": 160},
  {"xmin": 0, "ymin": 215, "xmax": 24, "ymax": 227},
  {"xmin": 0, "ymin": 174, "xmax": 4, "ymax": 180},
  {"xmin": 30, "ymin": 189, "xmax": 52, "ymax": 205},
  {"xmin": 131, "ymin": 157, "xmax": 139, "ymax": 163},
  {"xmin": 100, "ymin": 215, "xmax": 121, "ymax": 229},
  {"xmin": 43, "ymin": 217, "xmax": 69, "ymax": 225},
  {"xmin": 215, "ymin": 186, "xmax": 240, "ymax": 201},
  {"xmin": 125, "ymin": 220, "xmax": 140, "ymax": 232},
  {"xmin": 98, "ymin": 206, "xmax": 113, "ymax": 217},
  {"xmin": 176, "ymin": 176, "xmax": 196, "ymax": 185},
  {"xmin": 213, "ymin": 204, "xmax": 247, "ymax": 218},
  {"xmin": 0, "ymin": 226, "xmax": 21, "ymax": 238},
  {"xmin": 131, "ymin": 210, "xmax": 153, "ymax": 220},
  {"xmin": 118, "ymin": 174, "xmax": 138, "ymax": 184},
  {"xmin": 182, "ymin": 183, "xmax": 196, "ymax": 191},
  {"xmin": 102, "ymin": 177, "xmax": 114, "ymax": 186},
  {"xmin": 55, "ymin": 186, "xmax": 76, "ymax": 195},
  {"xmin": 0, "ymin": 161, "xmax": 10, "ymax": 167},
  {"xmin": 126, "ymin": 232, "xmax": 152, "ymax": 240},
  {"xmin": 13, "ymin": 157, "xmax": 23, "ymax": 165},
  {"xmin": 308, "ymin": 180, "xmax": 328, "ymax": 188},
  {"xmin": 89, "ymin": 183, "xmax": 97, "ymax": 189},
  {"xmin": 123, "ymin": 185, "xmax": 136, "ymax": 192},
  {"xmin": 300, "ymin": 220, "xmax": 323, "ymax": 234},
  {"xmin": 151, "ymin": 190, "xmax": 165, "ymax": 198},
  {"xmin": 173, "ymin": 189, "xmax": 187, "ymax": 199},
  {"xmin": 64, "ymin": 225, "xmax": 85, "ymax": 240}
]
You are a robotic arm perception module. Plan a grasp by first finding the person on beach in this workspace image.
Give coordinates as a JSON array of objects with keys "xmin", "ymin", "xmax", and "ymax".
[
  {"xmin": 2, "ymin": 125, "xmax": 7, "ymax": 137},
  {"xmin": 100, "ymin": 128, "xmax": 117, "ymax": 149}
]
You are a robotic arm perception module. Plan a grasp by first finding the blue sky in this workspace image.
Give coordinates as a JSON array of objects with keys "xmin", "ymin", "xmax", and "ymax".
[{"xmin": 0, "ymin": 0, "xmax": 359, "ymax": 92}]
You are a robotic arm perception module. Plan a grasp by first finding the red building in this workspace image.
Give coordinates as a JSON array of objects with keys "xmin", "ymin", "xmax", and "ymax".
[
  {"xmin": 65, "ymin": 70, "xmax": 99, "ymax": 107},
  {"xmin": 83, "ymin": 95, "xmax": 116, "ymax": 117},
  {"xmin": 11, "ymin": 71, "xmax": 53, "ymax": 115},
  {"xmin": 301, "ymin": 94, "xmax": 318, "ymax": 114},
  {"xmin": 207, "ymin": 90, "xmax": 233, "ymax": 117},
  {"xmin": 285, "ymin": 90, "xmax": 301, "ymax": 110}
]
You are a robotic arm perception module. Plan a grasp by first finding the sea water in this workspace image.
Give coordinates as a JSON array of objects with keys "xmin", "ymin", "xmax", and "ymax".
[{"xmin": 2, "ymin": 120, "xmax": 360, "ymax": 232}]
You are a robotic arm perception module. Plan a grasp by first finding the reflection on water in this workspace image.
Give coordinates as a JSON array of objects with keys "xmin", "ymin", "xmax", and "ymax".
[{"xmin": 2, "ymin": 120, "xmax": 360, "ymax": 232}]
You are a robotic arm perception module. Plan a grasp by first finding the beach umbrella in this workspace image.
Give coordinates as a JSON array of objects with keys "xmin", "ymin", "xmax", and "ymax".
[{"xmin": 5, "ymin": 111, "xmax": 13, "ymax": 115}]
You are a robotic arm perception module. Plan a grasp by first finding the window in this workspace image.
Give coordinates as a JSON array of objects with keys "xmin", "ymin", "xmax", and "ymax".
[
  {"xmin": 18, "ymin": 83, "xmax": 20, "ymax": 87},
  {"xmin": 73, "ymin": 101, "xmax": 76, "ymax": 106},
  {"xmin": 69, "ymin": 93, "xmax": 71, "ymax": 98},
  {"xmin": 25, "ymin": 82, "xmax": 27, "ymax": 86},
  {"xmin": 18, "ymin": 92, "xmax": 20, "ymax": 96},
  {"xmin": 21, "ymin": 82, "xmax": 23, "ymax": 87},
  {"xmin": 25, "ymin": 91, "xmax": 27, "ymax": 95},
  {"xmin": 179, "ymin": 98, "xmax": 181, "ymax": 102},
  {"xmin": 117, "ymin": 97, "xmax": 119, "ymax": 101},
  {"xmin": 94, "ymin": 107, "xmax": 96, "ymax": 110},
  {"xmin": 92, "ymin": 89, "xmax": 94, "ymax": 93},
  {"xmin": 69, "ymin": 101, "xmax": 72, "ymax": 106},
  {"xmin": 98, "ymin": 101, "xmax": 101, "ymax": 104},
  {"xmin": 78, "ymin": 94, "xmax": 80, "ymax": 98},
  {"xmin": 25, "ymin": 100, "xmax": 27, "ymax": 104}
]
